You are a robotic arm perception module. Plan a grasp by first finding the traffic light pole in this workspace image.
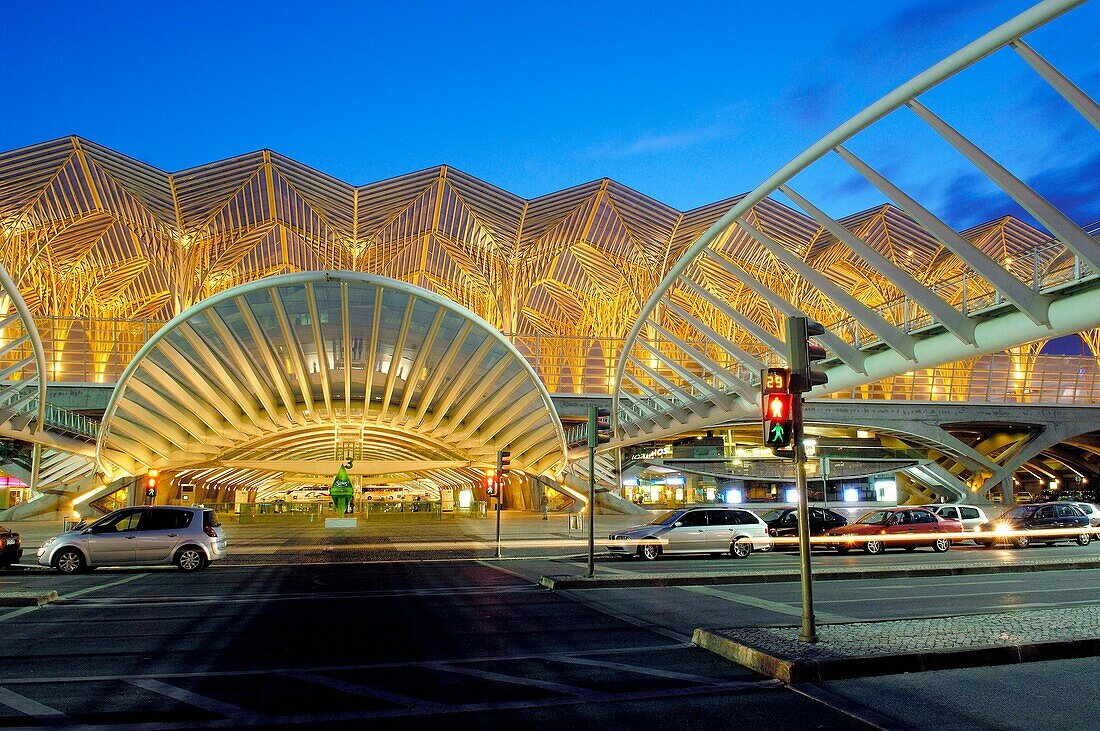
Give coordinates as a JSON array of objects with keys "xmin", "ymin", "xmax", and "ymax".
[
  {"xmin": 793, "ymin": 429, "xmax": 817, "ymax": 643},
  {"xmin": 495, "ymin": 491, "xmax": 502, "ymax": 558},
  {"xmin": 786, "ymin": 315, "xmax": 820, "ymax": 644},
  {"xmin": 587, "ymin": 405, "xmax": 596, "ymax": 579}
]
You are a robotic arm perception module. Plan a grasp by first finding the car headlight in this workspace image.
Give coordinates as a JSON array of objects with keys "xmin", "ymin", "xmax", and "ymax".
[
  {"xmin": 994, "ymin": 523, "xmax": 1011, "ymax": 535},
  {"xmin": 40, "ymin": 537, "xmax": 56, "ymax": 548}
]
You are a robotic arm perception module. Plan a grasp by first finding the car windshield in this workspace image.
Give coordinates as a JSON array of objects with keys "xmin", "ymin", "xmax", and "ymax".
[
  {"xmin": 759, "ymin": 509, "xmax": 787, "ymax": 522},
  {"xmin": 857, "ymin": 510, "xmax": 892, "ymax": 525},
  {"xmin": 648, "ymin": 510, "xmax": 683, "ymax": 526}
]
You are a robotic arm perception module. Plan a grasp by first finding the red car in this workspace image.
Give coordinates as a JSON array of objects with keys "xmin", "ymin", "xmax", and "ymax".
[{"xmin": 824, "ymin": 507, "xmax": 963, "ymax": 554}]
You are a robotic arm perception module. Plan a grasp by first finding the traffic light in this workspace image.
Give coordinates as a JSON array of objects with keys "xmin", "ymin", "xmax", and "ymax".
[
  {"xmin": 497, "ymin": 450, "xmax": 511, "ymax": 478},
  {"xmin": 589, "ymin": 406, "xmax": 612, "ymax": 448},
  {"xmin": 762, "ymin": 392, "xmax": 794, "ymax": 449},
  {"xmin": 787, "ymin": 317, "xmax": 829, "ymax": 394},
  {"xmin": 145, "ymin": 470, "xmax": 158, "ymax": 501},
  {"xmin": 484, "ymin": 473, "xmax": 496, "ymax": 497}
]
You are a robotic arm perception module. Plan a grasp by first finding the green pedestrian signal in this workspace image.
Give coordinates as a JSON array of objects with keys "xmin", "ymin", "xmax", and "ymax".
[{"xmin": 762, "ymin": 392, "xmax": 794, "ymax": 449}]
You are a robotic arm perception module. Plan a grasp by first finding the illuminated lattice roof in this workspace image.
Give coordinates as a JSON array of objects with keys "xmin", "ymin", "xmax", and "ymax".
[{"xmin": 0, "ymin": 136, "xmax": 1063, "ymax": 366}]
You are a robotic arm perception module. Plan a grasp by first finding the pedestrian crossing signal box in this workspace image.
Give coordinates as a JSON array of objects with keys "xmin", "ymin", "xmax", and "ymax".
[
  {"xmin": 760, "ymin": 368, "xmax": 794, "ymax": 450},
  {"xmin": 762, "ymin": 393, "xmax": 794, "ymax": 449}
]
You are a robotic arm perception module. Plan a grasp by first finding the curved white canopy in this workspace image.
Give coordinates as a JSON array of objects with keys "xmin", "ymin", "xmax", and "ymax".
[{"xmin": 96, "ymin": 272, "xmax": 567, "ymax": 484}]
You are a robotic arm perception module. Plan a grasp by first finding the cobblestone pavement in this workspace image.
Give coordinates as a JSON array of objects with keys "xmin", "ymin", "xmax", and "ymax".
[{"xmin": 696, "ymin": 605, "xmax": 1100, "ymax": 682}]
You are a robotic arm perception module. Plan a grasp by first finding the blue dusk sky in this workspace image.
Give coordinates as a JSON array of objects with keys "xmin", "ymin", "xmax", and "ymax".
[{"xmin": 3, "ymin": 0, "xmax": 1098, "ymax": 226}]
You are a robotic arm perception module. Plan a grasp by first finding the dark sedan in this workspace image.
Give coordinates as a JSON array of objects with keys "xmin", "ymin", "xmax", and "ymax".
[
  {"xmin": 0, "ymin": 525, "xmax": 23, "ymax": 568},
  {"xmin": 976, "ymin": 502, "xmax": 1093, "ymax": 548},
  {"xmin": 760, "ymin": 506, "xmax": 847, "ymax": 547}
]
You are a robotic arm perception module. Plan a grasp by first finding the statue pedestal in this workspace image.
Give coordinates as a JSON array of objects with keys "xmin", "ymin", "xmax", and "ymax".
[{"xmin": 325, "ymin": 518, "xmax": 358, "ymax": 529}]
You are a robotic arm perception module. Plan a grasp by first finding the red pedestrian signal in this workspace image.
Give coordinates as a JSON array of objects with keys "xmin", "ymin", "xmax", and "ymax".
[{"xmin": 762, "ymin": 393, "xmax": 794, "ymax": 449}]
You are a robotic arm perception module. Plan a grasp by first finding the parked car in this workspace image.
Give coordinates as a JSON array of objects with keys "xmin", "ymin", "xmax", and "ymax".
[
  {"xmin": 607, "ymin": 506, "xmax": 772, "ymax": 560},
  {"xmin": 824, "ymin": 507, "xmax": 963, "ymax": 554},
  {"xmin": 760, "ymin": 506, "xmax": 847, "ymax": 545},
  {"xmin": 1066, "ymin": 502, "xmax": 1100, "ymax": 527},
  {"xmin": 0, "ymin": 525, "xmax": 22, "ymax": 569},
  {"xmin": 922, "ymin": 504, "xmax": 989, "ymax": 540},
  {"xmin": 975, "ymin": 502, "xmax": 1093, "ymax": 548},
  {"xmin": 37, "ymin": 506, "xmax": 228, "ymax": 573},
  {"xmin": 1014, "ymin": 491, "xmax": 1034, "ymax": 504}
]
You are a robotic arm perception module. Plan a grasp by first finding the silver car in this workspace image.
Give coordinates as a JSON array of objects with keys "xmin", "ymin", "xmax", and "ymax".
[
  {"xmin": 607, "ymin": 506, "xmax": 772, "ymax": 560},
  {"xmin": 1066, "ymin": 502, "xmax": 1100, "ymax": 527},
  {"xmin": 37, "ymin": 506, "xmax": 228, "ymax": 573},
  {"xmin": 923, "ymin": 504, "xmax": 989, "ymax": 538}
]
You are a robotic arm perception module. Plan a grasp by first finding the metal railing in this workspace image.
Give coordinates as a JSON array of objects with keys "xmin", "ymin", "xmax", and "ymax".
[{"xmin": 825, "ymin": 353, "xmax": 1100, "ymax": 404}]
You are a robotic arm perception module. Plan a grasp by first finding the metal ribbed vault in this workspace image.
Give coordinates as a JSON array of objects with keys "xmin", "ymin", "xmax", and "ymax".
[
  {"xmin": 611, "ymin": 0, "xmax": 1100, "ymax": 448},
  {"xmin": 96, "ymin": 272, "xmax": 567, "ymax": 490}
]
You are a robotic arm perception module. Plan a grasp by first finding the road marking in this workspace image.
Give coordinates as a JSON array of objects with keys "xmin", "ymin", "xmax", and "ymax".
[
  {"xmin": 558, "ymin": 589, "xmax": 694, "ymax": 643},
  {"xmin": 278, "ymin": 670, "xmax": 446, "ymax": 710},
  {"xmin": 815, "ymin": 585, "xmax": 1100, "ymax": 604},
  {"xmin": 55, "ymin": 583, "xmax": 540, "ymax": 607},
  {"xmin": 129, "ymin": 677, "xmax": 266, "ymax": 723},
  {"xmin": 683, "ymin": 585, "xmax": 857, "ymax": 622},
  {"xmin": 420, "ymin": 662, "xmax": 611, "ymax": 698},
  {"xmin": 0, "ymin": 685, "xmax": 71, "ymax": 723},
  {"xmin": 478, "ymin": 557, "xmax": 694, "ymax": 643},
  {"xmin": 787, "ymin": 683, "xmax": 901, "ymax": 731},
  {"xmin": 553, "ymin": 655, "xmax": 747, "ymax": 686},
  {"xmin": 0, "ymin": 573, "xmax": 149, "ymax": 624},
  {"xmin": 64, "ymin": 572, "xmax": 149, "ymax": 599}
]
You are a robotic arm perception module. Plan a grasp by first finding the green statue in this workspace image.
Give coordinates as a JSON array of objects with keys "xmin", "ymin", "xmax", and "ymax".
[{"xmin": 330, "ymin": 461, "xmax": 354, "ymax": 516}]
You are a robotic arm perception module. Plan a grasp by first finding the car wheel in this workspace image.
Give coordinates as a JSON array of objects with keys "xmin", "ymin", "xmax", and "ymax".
[
  {"xmin": 835, "ymin": 546, "xmax": 850, "ymax": 555},
  {"xmin": 932, "ymin": 538, "xmax": 952, "ymax": 553},
  {"xmin": 863, "ymin": 540, "xmax": 885, "ymax": 555},
  {"xmin": 638, "ymin": 542, "xmax": 661, "ymax": 561},
  {"xmin": 53, "ymin": 548, "xmax": 85, "ymax": 574},
  {"xmin": 1076, "ymin": 533, "xmax": 1091, "ymax": 546},
  {"xmin": 1012, "ymin": 535, "xmax": 1031, "ymax": 549},
  {"xmin": 730, "ymin": 539, "xmax": 752, "ymax": 559},
  {"xmin": 174, "ymin": 547, "xmax": 208, "ymax": 572}
]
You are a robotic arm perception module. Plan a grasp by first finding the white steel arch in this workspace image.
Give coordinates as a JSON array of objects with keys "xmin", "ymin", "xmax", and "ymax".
[
  {"xmin": 0, "ymin": 261, "xmax": 46, "ymax": 437},
  {"xmin": 96, "ymin": 271, "xmax": 568, "ymax": 485},
  {"xmin": 613, "ymin": 0, "xmax": 1100, "ymax": 447}
]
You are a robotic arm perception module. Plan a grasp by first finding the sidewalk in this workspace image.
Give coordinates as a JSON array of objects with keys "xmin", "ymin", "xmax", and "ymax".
[{"xmin": 694, "ymin": 605, "xmax": 1100, "ymax": 683}]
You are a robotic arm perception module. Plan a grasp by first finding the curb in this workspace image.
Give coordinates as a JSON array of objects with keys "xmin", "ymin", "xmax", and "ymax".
[
  {"xmin": 0, "ymin": 591, "xmax": 58, "ymax": 607},
  {"xmin": 538, "ymin": 557, "xmax": 1100, "ymax": 589},
  {"xmin": 692, "ymin": 627, "xmax": 1100, "ymax": 683}
]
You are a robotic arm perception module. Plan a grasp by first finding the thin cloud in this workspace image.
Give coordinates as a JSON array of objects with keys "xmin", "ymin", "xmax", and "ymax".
[
  {"xmin": 583, "ymin": 123, "xmax": 737, "ymax": 160},
  {"xmin": 778, "ymin": 0, "xmax": 1006, "ymax": 131}
]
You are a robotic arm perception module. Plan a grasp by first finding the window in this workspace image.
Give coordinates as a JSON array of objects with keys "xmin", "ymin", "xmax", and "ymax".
[
  {"xmin": 938, "ymin": 507, "xmax": 959, "ymax": 520},
  {"xmin": 810, "ymin": 509, "xmax": 824, "ymax": 521},
  {"xmin": 140, "ymin": 510, "xmax": 193, "ymax": 531},
  {"xmin": 679, "ymin": 511, "xmax": 708, "ymax": 527},
  {"xmin": 91, "ymin": 510, "xmax": 142, "ymax": 533},
  {"xmin": 734, "ymin": 510, "xmax": 761, "ymax": 525},
  {"xmin": 1057, "ymin": 505, "xmax": 1081, "ymax": 518},
  {"xmin": 707, "ymin": 510, "xmax": 734, "ymax": 526},
  {"xmin": 892, "ymin": 512, "xmax": 909, "ymax": 525},
  {"xmin": 912, "ymin": 510, "xmax": 936, "ymax": 524},
  {"xmin": 961, "ymin": 507, "xmax": 981, "ymax": 520},
  {"xmin": 1036, "ymin": 506, "xmax": 1055, "ymax": 519}
]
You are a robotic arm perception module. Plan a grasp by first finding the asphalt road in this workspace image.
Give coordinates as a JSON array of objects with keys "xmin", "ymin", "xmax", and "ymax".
[
  {"xmin": 0, "ymin": 554, "xmax": 1099, "ymax": 730},
  {"xmin": 2, "ymin": 514, "xmax": 1100, "ymax": 730},
  {"xmin": 0, "ymin": 560, "xmax": 875, "ymax": 730}
]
